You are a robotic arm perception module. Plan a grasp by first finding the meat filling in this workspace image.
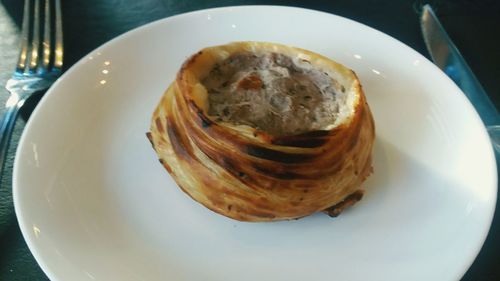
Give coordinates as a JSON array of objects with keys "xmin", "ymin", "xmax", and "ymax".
[{"xmin": 203, "ymin": 52, "xmax": 346, "ymax": 136}]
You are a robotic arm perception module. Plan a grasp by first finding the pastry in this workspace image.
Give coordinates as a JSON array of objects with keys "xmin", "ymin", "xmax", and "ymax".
[{"xmin": 148, "ymin": 42, "xmax": 375, "ymax": 222}]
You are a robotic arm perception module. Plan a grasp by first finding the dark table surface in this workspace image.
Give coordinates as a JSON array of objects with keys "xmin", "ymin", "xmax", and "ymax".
[{"xmin": 0, "ymin": 0, "xmax": 499, "ymax": 280}]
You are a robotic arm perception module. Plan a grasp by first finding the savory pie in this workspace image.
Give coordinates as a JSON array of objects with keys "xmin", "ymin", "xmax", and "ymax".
[{"xmin": 148, "ymin": 42, "xmax": 375, "ymax": 221}]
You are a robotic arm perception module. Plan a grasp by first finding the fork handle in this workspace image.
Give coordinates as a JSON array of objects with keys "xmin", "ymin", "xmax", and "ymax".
[{"xmin": 0, "ymin": 95, "xmax": 23, "ymax": 182}]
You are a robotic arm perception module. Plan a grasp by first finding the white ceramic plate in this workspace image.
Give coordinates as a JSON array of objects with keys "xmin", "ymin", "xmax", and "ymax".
[{"xmin": 14, "ymin": 6, "xmax": 497, "ymax": 281}]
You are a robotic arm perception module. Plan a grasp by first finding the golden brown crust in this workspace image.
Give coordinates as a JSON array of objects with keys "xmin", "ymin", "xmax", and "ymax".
[{"xmin": 148, "ymin": 42, "xmax": 375, "ymax": 221}]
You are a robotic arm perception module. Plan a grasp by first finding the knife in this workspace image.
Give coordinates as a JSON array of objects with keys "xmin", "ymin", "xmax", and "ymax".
[{"xmin": 420, "ymin": 4, "xmax": 500, "ymax": 152}]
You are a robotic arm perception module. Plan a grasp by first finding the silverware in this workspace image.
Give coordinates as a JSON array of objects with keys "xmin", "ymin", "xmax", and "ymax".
[
  {"xmin": 1, "ymin": 0, "xmax": 63, "ymax": 178},
  {"xmin": 420, "ymin": 4, "xmax": 500, "ymax": 152}
]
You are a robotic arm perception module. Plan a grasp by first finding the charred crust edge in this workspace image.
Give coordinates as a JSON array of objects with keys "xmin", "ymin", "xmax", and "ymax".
[{"xmin": 323, "ymin": 190, "xmax": 364, "ymax": 217}]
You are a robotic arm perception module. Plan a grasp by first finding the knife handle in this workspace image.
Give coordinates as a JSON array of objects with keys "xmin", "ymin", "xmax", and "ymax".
[
  {"xmin": 444, "ymin": 56, "xmax": 499, "ymax": 127},
  {"xmin": 445, "ymin": 52, "xmax": 500, "ymax": 153},
  {"xmin": 487, "ymin": 126, "xmax": 500, "ymax": 153}
]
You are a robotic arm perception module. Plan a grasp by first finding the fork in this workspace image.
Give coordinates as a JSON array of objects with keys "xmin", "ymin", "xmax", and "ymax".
[{"xmin": 1, "ymin": 0, "xmax": 63, "ymax": 179}]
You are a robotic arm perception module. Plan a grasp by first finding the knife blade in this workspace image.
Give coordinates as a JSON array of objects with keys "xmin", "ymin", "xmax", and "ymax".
[{"xmin": 420, "ymin": 4, "xmax": 500, "ymax": 151}]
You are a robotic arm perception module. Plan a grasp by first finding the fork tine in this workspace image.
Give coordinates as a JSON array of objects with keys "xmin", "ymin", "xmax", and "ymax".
[
  {"xmin": 27, "ymin": 0, "xmax": 40, "ymax": 73},
  {"xmin": 16, "ymin": 0, "xmax": 31, "ymax": 73},
  {"xmin": 54, "ymin": 0, "xmax": 63, "ymax": 70},
  {"xmin": 42, "ymin": 0, "xmax": 51, "ymax": 70}
]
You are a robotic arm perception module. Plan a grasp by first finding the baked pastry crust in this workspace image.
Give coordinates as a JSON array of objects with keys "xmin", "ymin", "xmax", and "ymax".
[{"xmin": 148, "ymin": 42, "xmax": 375, "ymax": 221}]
